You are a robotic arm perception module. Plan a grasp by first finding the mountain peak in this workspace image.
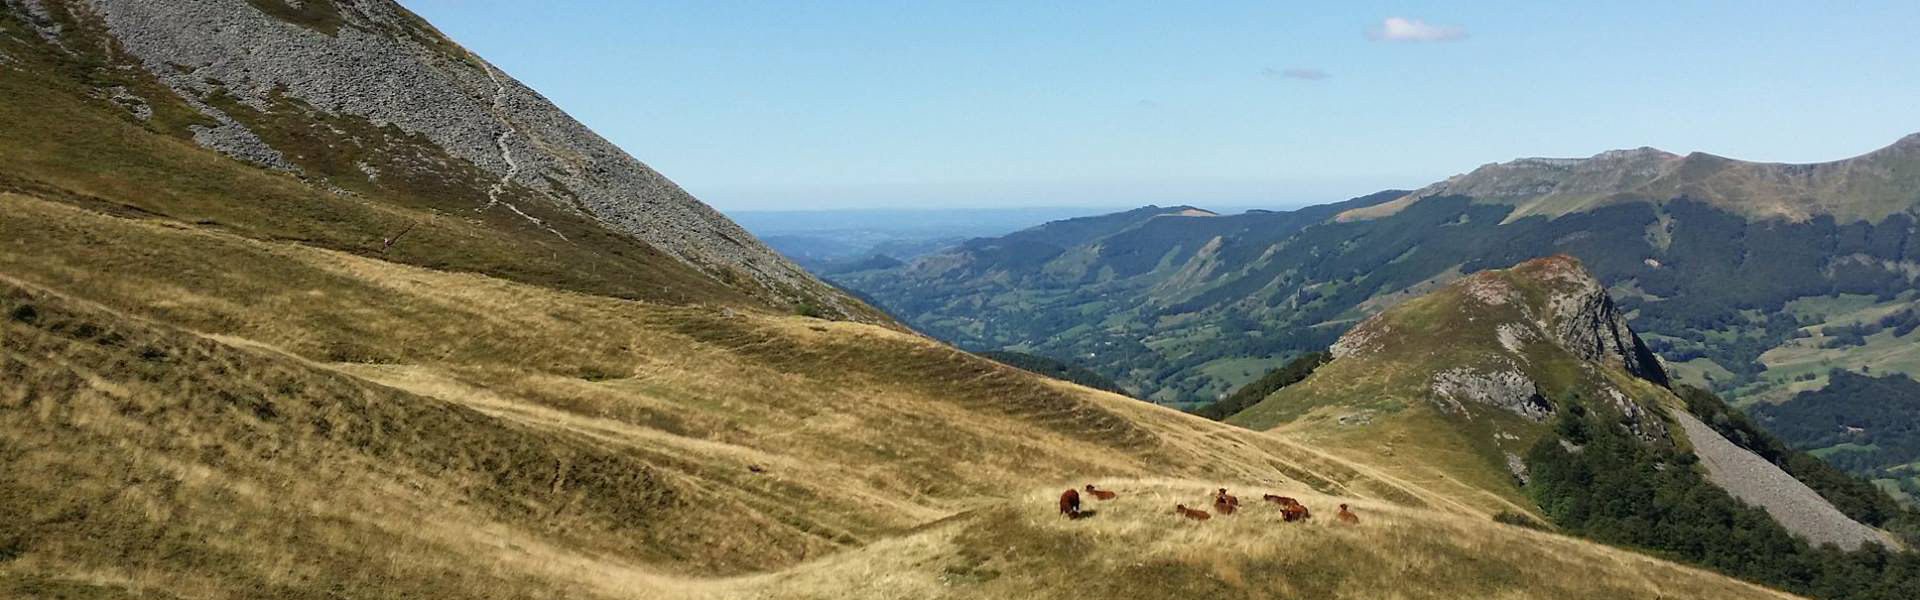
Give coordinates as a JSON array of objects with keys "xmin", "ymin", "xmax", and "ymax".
[{"xmin": 1332, "ymin": 255, "xmax": 1668, "ymax": 387}]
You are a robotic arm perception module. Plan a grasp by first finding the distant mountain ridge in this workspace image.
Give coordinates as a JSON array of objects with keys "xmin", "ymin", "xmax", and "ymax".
[{"xmin": 1345, "ymin": 132, "xmax": 1920, "ymax": 224}]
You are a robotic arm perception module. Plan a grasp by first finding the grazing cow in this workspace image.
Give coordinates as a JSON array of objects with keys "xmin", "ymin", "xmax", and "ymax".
[
  {"xmin": 1175, "ymin": 504, "xmax": 1211, "ymax": 521},
  {"xmin": 1336, "ymin": 504, "xmax": 1360, "ymax": 524},
  {"xmin": 1059, "ymin": 489, "xmax": 1082, "ymax": 518},
  {"xmin": 1084, "ymin": 484, "xmax": 1118, "ymax": 501}
]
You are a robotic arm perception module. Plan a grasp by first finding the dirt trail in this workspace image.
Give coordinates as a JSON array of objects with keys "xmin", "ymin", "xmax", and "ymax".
[{"xmin": 475, "ymin": 60, "xmax": 566, "ymax": 240}]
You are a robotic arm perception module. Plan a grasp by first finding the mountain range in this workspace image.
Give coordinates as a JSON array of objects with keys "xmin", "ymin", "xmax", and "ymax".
[
  {"xmin": 832, "ymin": 134, "xmax": 1920, "ymax": 495},
  {"xmin": 5, "ymin": 2, "xmax": 1920, "ymax": 599}
]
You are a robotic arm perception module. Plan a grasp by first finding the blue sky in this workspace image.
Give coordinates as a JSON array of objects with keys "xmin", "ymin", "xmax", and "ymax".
[{"xmin": 398, "ymin": 1, "xmax": 1920, "ymax": 211}]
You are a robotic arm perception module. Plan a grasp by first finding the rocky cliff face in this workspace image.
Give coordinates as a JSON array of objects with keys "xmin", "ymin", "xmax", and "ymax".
[
  {"xmin": 9, "ymin": 0, "xmax": 865, "ymax": 318},
  {"xmin": 1523, "ymin": 256, "xmax": 1670, "ymax": 385}
]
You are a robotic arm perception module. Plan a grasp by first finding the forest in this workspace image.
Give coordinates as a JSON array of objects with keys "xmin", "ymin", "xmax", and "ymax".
[{"xmin": 1528, "ymin": 387, "xmax": 1920, "ymax": 599}]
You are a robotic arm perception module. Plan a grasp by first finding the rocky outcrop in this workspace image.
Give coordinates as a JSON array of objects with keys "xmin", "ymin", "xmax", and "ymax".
[
  {"xmin": 1429, "ymin": 365, "xmax": 1553, "ymax": 422},
  {"xmin": 1527, "ymin": 257, "xmax": 1670, "ymax": 386},
  {"xmin": 45, "ymin": 0, "xmax": 863, "ymax": 318}
]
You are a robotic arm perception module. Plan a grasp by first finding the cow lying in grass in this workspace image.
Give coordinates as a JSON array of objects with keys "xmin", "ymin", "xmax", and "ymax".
[
  {"xmin": 1174, "ymin": 504, "xmax": 1212, "ymax": 521},
  {"xmin": 1263, "ymin": 494, "xmax": 1311, "ymax": 522},
  {"xmin": 1084, "ymin": 484, "xmax": 1118, "ymax": 500},
  {"xmin": 1213, "ymin": 488, "xmax": 1240, "ymax": 515},
  {"xmin": 1336, "ymin": 504, "xmax": 1360, "ymax": 524}
]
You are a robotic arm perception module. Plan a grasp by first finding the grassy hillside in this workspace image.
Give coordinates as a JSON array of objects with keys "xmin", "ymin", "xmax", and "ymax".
[
  {"xmin": 0, "ymin": 188, "xmax": 1816, "ymax": 598},
  {"xmin": 976, "ymin": 350, "xmax": 1128, "ymax": 395},
  {"xmin": 1228, "ymin": 257, "xmax": 1674, "ymax": 512},
  {"xmin": 704, "ymin": 480, "xmax": 1799, "ymax": 600},
  {"xmin": 0, "ymin": 2, "xmax": 1870, "ymax": 597}
]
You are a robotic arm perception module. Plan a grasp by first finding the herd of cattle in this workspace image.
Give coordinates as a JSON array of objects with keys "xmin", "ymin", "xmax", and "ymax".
[{"xmin": 1059, "ymin": 485, "xmax": 1360, "ymax": 525}]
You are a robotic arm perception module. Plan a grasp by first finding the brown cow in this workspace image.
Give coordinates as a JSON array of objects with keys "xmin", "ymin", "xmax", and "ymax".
[
  {"xmin": 1283, "ymin": 503, "xmax": 1312, "ymax": 522},
  {"xmin": 1174, "ymin": 504, "xmax": 1211, "ymax": 521},
  {"xmin": 1059, "ymin": 489, "xmax": 1082, "ymax": 518},
  {"xmin": 1336, "ymin": 503, "xmax": 1359, "ymax": 524},
  {"xmin": 1084, "ymin": 484, "xmax": 1118, "ymax": 501},
  {"xmin": 1216, "ymin": 488, "xmax": 1240, "ymax": 506},
  {"xmin": 1213, "ymin": 488, "xmax": 1240, "ymax": 515},
  {"xmin": 1263, "ymin": 494, "xmax": 1310, "ymax": 521}
]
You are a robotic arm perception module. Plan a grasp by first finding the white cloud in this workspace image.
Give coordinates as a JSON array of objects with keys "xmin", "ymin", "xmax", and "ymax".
[
  {"xmin": 1263, "ymin": 67, "xmax": 1330, "ymax": 81},
  {"xmin": 1367, "ymin": 17, "xmax": 1467, "ymax": 42}
]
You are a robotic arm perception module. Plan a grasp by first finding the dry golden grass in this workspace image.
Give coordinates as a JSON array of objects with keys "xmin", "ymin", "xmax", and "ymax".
[
  {"xmin": 699, "ymin": 480, "xmax": 1801, "ymax": 600},
  {"xmin": 0, "ymin": 193, "xmax": 1801, "ymax": 599}
]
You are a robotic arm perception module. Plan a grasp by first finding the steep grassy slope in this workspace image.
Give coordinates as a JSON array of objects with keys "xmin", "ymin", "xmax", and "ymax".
[
  {"xmin": 976, "ymin": 350, "xmax": 1127, "ymax": 394},
  {"xmin": 0, "ymin": 190, "xmax": 1810, "ymax": 599}
]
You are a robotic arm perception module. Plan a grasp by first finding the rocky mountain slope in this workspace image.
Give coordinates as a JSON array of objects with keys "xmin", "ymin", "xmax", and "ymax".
[
  {"xmin": 831, "ymin": 134, "xmax": 1920, "ymax": 415},
  {"xmin": 1231, "ymin": 256, "xmax": 1891, "ymax": 551},
  {"xmin": 3, "ymin": 0, "xmax": 872, "ymax": 320}
]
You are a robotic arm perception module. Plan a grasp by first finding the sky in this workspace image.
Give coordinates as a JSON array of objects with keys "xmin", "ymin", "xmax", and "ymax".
[{"xmin": 397, "ymin": 1, "xmax": 1920, "ymax": 212}]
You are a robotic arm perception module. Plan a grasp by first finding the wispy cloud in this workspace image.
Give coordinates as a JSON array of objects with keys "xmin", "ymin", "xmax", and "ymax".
[
  {"xmin": 1366, "ymin": 17, "xmax": 1467, "ymax": 42},
  {"xmin": 1263, "ymin": 67, "xmax": 1330, "ymax": 81}
]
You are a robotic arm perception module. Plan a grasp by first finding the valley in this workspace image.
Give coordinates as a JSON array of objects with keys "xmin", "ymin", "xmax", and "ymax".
[{"xmin": 828, "ymin": 138, "xmax": 1920, "ymax": 497}]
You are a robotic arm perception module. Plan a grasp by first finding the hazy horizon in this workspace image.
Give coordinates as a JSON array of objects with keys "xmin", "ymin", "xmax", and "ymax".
[{"xmin": 399, "ymin": 1, "xmax": 1920, "ymax": 211}]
